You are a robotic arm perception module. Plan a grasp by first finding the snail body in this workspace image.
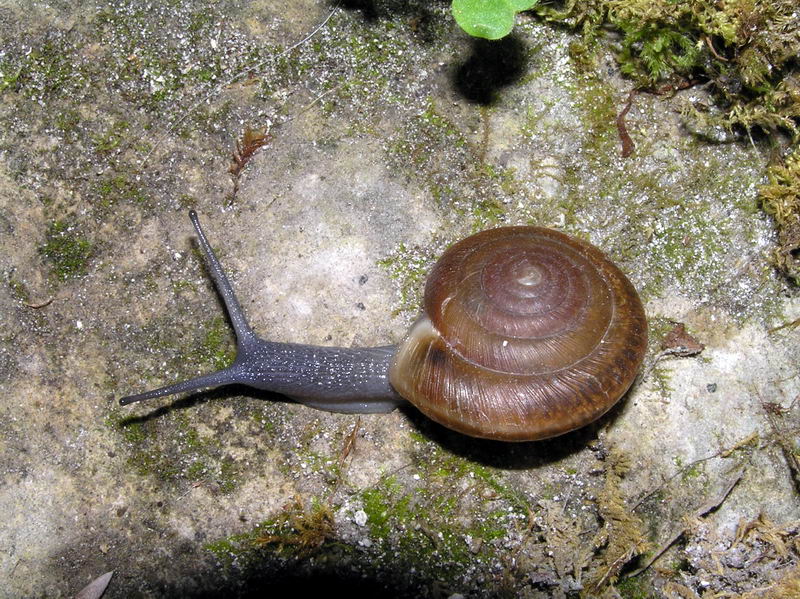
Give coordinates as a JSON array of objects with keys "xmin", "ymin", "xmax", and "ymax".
[{"xmin": 120, "ymin": 212, "xmax": 647, "ymax": 441}]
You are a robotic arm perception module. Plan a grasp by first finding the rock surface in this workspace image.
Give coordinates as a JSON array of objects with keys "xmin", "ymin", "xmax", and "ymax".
[{"xmin": 0, "ymin": 1, "xmax": 798, "ymax": 597}]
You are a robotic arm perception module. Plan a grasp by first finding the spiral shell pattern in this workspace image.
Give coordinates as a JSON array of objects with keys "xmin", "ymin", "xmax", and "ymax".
[{"xmin": 389, "ymin": 226, "xmax": 647, "ymax": 441}]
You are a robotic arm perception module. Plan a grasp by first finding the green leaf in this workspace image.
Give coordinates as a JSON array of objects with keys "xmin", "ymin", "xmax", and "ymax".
[{"xmin": 452, "ymin": 0, "xmax": 538, "ymax": 40}]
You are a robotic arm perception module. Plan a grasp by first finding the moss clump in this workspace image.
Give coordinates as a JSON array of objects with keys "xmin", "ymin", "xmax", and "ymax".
[
  {"xmin": 39, "ymin": 220, "xmax": 94, "ymax": 280},
  {"xmin": 205, "ymin": 497, "xmax": 338, "ymax": 566},
  {"xmin": 255, "ymin": 498, "xmax": 336, "ymax": 558},
  {"xmin": 617, "ymin": 20, "xmax": 700, "ymax": 83},
  {"xmin": 585, "ymin": 449, "xmax": 651, "ymax": 595},
  {"xmin": 534, "ymin": 0, "xmax": 800, "ymax": 138},
  {"xmin": 760, "ymin": 150, "xmax": 800, "ymax": 282}
]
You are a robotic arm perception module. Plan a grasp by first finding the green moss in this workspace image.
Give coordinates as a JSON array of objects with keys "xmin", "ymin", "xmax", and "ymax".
[
  {"xmin": 483, "ymin": 163, "xmax": 520, "ymax": 196},
  {"xmin": 408, "ymin": 430, "xmax": 429, "ymax": 444},
  {"xmin": 182, "ymin": 426, "xmax": 202, "ymax": 449},
  {"xmin": 204, "ymin": 537, "xmax": 240, "ymax": 567},
  {"xmin": 672, "ymin": 456, "xmax": 705, "ymax": 481},
  {"xmin": 378, "ymin": 243, "xmax": 435, "ymax": 315},
  {"xmin": 183, "ymin": 99, "xmax": 233, "ymax": 137},
  {"xmin": 650, "ymin": 365, "xmax": 674, "ymax": 398},
  {"xmin": 55, "ymin": 109, "xmax": 81, "ymax": 137},
  {"xmin": 109, "ymin": 384, "xmax": 246, "ymax": 491},
  {"xmin": 420, "ymin": 100, "xmax": 465, "ymax": 143},
  {"xmin": 251, "ymin": 409, "xmax": 278, "ymax": 435},
  {"xmin": 469, "ymin": 462, "xmax": 530, "ymax": 513},
  {"xmin": 570, "ymin": 78, "xmax": 618, "ymax": 155},
  {"xmin": 217, "ymin": 458, "xmax": 239, "ymax": 494},
  {"xmin": 200, "ymin": 443, "xmax": 524, "ymax": 590},
  {"xmin": 617, "ymin": 21, "xmax": 701, "ymax": 84},
  {"xmin": 672, "ymin": 456, "xmax": 704, "ymax": 481},
  {"xmin": 196, "ymin": 316, "xmax": 235, "ymax": 370},
  {"xmin": 361, "ymin": 486, "xmax": 396, "ymax": 539},
  {"xmin": 170, "ymin": 280, "xmax": 197, "ymax": 294},
  {"xmin": 187, "ymin": 10, "xmax": 215, "ymax": 36},
  {"xmin": 205, "ymin": 499, "xmax": 340, "ymax": 566},
  {"xmin": 94, "ymin": 173, "xmax": 149, "ymax": 209},
  {"xmin": 93, "ymin": 120, "xmax": 130, "ymax": 154},
  {"xmin": 8, "ymin": 278, "xmax": 29, "ymax": 303},
  {"xmin": 185, "ymin": 459, "xmax": 208, "ymax": 480},
  {"xmin": 14, "ymin": 38, "xmax": 84, "ymax": 99},
  {"xmin": 466, "ymin": 193, "xmax": 506, "ymax": 229},
  {"xmin": 39, "ymin": 220, "xmax": 94, "ymax": 280},
  {"xmin": 683, "ymin": 463, "xmax": 703, "ymax": 480},
  {"xmin": 760, "ymin": 150, "xmax": 800, "ymax": 282},
  {"xmin": 466, "ymin": 508, "xmax": 508, "ymax": 542},
  {"xmin": 0, "ymin": 60, "xmax": 22, "ymax": 93},
  {"xmin": 534, "ymin": 0, "xmax": 800, "ymax": 139},
  {"xmin": 617, "ymin": 575, "xmax": 657, "ymax": 599},
  {"xmin": 120, "ymin": 421, "xmax": 149, "ymax": 444},
  {"xmin": 648, "ymin": 317, "xmax": 679, "ymax": 347}
]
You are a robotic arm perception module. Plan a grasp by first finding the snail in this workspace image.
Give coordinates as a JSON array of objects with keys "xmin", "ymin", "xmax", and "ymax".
[{"xmin": 119, "ymin": 211, "xmax": 648, "ymax": 441}]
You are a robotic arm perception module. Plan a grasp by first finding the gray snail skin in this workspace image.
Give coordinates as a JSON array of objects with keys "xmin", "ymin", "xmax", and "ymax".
[{"xmin": 119, "ymin": 211, "xmax": 648, "ymax": 442}]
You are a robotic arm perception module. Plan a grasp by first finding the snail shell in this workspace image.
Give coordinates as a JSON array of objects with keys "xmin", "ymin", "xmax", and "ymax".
[{"xmin": 389, "ymin": 226, "xmax": 648, "ymax": 441}]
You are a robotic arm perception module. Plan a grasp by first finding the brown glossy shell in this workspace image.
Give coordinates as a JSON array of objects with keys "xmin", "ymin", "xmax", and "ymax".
[{"xmin": 388, "ymin": 226, "xmax": 647, "ymax": 441}]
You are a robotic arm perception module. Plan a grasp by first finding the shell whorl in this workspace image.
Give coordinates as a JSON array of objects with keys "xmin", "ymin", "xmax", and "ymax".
[{"xmin": 388, "ymin": 226, "xmax": 648, "ymax": 441}]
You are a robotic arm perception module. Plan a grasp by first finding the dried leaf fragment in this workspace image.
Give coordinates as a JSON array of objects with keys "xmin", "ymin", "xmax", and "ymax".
[
  {"xmin": 229, "ymin": 127, "xmax": 271, "ymax": 179},
  {"xmin": 661, "ymin": 322, "xmax": 705, "ymax": 357},
  {"xmin": 74, "ymin": 571, "xmax": 113, "ymax": 599},
  {"xmin": 616, "ymin": 89, "xmax": 637, "ymax": 158}
]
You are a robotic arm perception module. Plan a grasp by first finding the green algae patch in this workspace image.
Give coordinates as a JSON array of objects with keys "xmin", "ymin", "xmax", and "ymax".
[
  {"xmin": 93, "ymin": 173, "xmax": 150, "ymax": 210},
  {"xmin": 202, "ymin": 444, "xmax": 529, "ymax": 589},
  {"xmin": 7, "ymin": 277, "xmax": 30, "ymax": 304},
  {"xmin": 39, "ymin": 220, "xmax": 94, "ymax": 281},
  {"xmin": 197, "ymin": 316, "xmax": 237, "ymax": 371},
  {"xmin": 109, "ymin": 394, "xmax": 245, "ymax": 494},
  {"xmin": 377, "ymin": 243, "xmax": 435, "ymax": 315},
  {"xmin": 361, "ymin": 477, "xmax": 411, "ymax": 540},
  {"xmin": 92, "ymin": 120, "xmax": 131, "ymax": 154}
]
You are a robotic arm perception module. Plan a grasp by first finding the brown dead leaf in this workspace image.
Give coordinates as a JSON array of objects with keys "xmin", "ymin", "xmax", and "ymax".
[
  {"xmin": 661, "ymin": 322, "xmax": 705, "ymax": 356},
  {"xmin": 229, "ymin": 127, "xmax": 270, "ymax": 179},
  {"xmin": 74, "ymin": 571, "xmax": 113, "ymax": 599}
]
